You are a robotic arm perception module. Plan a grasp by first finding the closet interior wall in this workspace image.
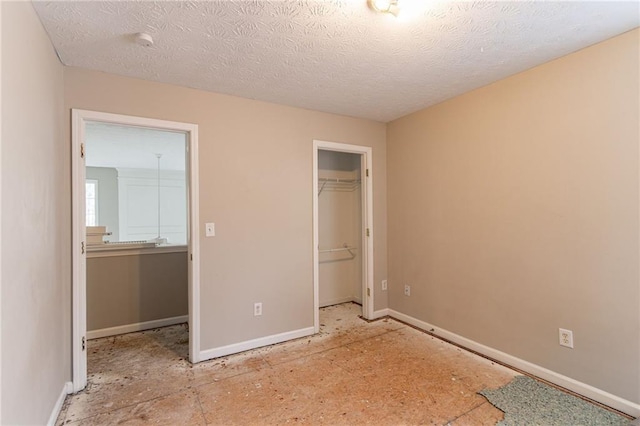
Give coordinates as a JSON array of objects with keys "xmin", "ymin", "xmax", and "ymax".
[{"xmin": 318, "ymin": 150, "xmax": 363, "ymax": 308}]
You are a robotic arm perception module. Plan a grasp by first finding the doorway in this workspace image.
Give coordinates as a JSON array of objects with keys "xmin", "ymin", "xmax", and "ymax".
[
  {"xmin": 84, "ymin": 122, "xmax": 188, "ymax": 344},
  {"xmin": 71, "ymin": 110, "xmax": 201, "ymax": 392},
  {"xmin": 312, "ymin": 140, "xmax": 373, "ymax": 332}
]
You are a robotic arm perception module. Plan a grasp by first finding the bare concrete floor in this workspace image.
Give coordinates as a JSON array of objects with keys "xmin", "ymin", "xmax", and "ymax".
[{"xmin": 56, "ymin": 303, "xmax": 519, "ymax": 425}]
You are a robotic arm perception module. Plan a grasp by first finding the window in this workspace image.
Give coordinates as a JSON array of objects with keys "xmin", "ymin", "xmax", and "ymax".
[{"xmin": 86, "ymin": 180, "xmax": 99, "ymax": 226}]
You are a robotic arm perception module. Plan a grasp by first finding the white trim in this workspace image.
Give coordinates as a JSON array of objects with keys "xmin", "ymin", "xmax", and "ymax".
[
  {"xmin": 87, "ymin": 315, "xmax": 188, "ymax": 340},
  {"xmin": 71, "ymin": 109, "xmax": 87, "ymax": 392},
  {"xmin": 47, "ymin": 382, "xmax": 72, "ymax": 426},
  {"xmin": 313, "ymin": 146, "xmax": 320, "ymax": 333},
  {"xmin": 187, "ymin": 122, "xmax": 201, "ymax": 363},
  {"xmin": 387, "ymin": 309, "xmax": 640, "ymax": 417},
  {"xmin": 71, "ymin": 110, "xmax": 201, "ymax": 392},
  {"xmin": 313, "ymin": 140, "xmax": 375, "ymax": 335},
  {"xmin": 371, "ymin": 308, "xmax": 389, "ymax": 320},
  {"xmin": 199, "ymin": 327, "xmax": 315, "ymax": 361},
  {"xmin": 0, "ymin": 4, "xmax": 3, "ymax": 420}
]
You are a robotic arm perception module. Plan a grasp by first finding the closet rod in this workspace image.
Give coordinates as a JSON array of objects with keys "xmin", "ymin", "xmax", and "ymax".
[{"xmin": 319, "ymin": 246, "xmax": 357, "ymax": 253}]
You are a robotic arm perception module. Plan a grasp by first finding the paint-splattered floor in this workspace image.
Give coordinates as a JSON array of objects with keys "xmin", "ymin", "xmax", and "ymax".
[{"xmin": 56, "ymin": 303, "xmax": 518, "ymax": 425}]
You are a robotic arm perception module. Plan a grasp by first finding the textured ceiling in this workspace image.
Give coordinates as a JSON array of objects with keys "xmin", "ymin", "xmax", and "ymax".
[{"xmin": 33, "ymin": 1, "xmax": 639, "ymax": 122}]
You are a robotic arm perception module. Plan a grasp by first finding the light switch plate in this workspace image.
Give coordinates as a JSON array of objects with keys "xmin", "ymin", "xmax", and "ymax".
[{"xmin": 205, "ymin": 223, "xmax": 215, "ymax": 237}]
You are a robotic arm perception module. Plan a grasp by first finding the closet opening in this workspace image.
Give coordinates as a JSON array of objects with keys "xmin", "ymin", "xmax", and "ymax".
[{"xmin": 313, "ymin": 140, "xmax": 374, "ymax": 332}]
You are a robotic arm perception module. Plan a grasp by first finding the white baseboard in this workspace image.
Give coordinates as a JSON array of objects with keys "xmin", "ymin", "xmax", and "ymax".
[
  {"xmin": 388, "ymin": 309, "xmax": 640, "ymax": 417},
  {"xmin": 370, "ymin": 308, "xmax": 389, "ymax": 320},
  {"xmin": 87, "ymin": 315, "xmax": 188, "ymax": 340},
  {"xmin": 47, "ymin": 381, "xmax": 72, "ymax": 426},
  {"xmin": 199, "ymin": 326, "xmax": 315, "ymax": 361}
]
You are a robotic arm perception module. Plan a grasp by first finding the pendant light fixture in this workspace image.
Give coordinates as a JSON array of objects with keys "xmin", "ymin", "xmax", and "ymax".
[{"xmin": 152, "ymin": 153, "xmax": 168, "ymax": 245}]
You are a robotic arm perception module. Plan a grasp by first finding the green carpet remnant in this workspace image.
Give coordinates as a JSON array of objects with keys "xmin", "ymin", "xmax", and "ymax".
[{"xmin": 479, "ymin": 375, "xmax": 631, "ymax": 426}]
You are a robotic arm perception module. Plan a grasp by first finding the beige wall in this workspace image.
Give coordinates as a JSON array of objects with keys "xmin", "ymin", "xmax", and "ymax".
[
  {"xmin": 1, "ymin": 2, "xmax": 69, "ymax": 424},
  {"xmin": 64, "ymin": 67, "xmax": 387, "ymax": 350},
  {"xmin": 387, "ymin": 29, "xmax": 639, "ymax": 403},
  {"xmin": 87, "ymin": 252, "xmax": 188, "ymax": 332}
]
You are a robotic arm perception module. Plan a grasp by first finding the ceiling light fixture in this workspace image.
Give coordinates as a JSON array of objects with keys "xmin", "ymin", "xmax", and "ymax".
[
  {"xmin": 368, "ymin": 0, "xmax": 428, "ymax": 20},
  {"xmin": 368, "ymin": 0, "xmax": 401, "ymax": 16}
]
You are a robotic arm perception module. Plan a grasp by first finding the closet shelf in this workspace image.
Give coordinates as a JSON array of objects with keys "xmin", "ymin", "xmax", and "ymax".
[
  {"xmin": 318, "ymin": 178, "xmax": 360, "ymax": 183},
  {"xmin": 318, "ymin": 177, "xmax": 361, "ymax": 195}
]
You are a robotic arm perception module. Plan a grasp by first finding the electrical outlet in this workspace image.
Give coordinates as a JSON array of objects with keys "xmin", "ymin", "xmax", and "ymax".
[
  {"xmin": 559, "ymin": 328, "xmax": 573, "ymax": 348},
  {"xmin": 404, "ymin": 284, "xmax": 411, "ymax": 296},
  {"xmin": 382, "ymin": 280, "xmax": 388, "ymax": 291},
  {"xmin": 254, "ymin": 302, "xmax": 262, "ymax": 316}
]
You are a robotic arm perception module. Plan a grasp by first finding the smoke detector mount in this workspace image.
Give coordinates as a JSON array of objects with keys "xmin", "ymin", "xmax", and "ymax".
[{"xmin": 134, "ymin": 32, "xmax": 154, "ymax": 47}]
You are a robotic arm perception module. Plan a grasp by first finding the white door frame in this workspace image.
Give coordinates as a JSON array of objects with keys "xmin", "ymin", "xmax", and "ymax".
[
  {"xmin": 313, "ymin": 140, "xmax": 374, "ymax": 331},
  {"xmin": 71, "ymin": 109, "xmax": 201, "ymax": 392}
]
